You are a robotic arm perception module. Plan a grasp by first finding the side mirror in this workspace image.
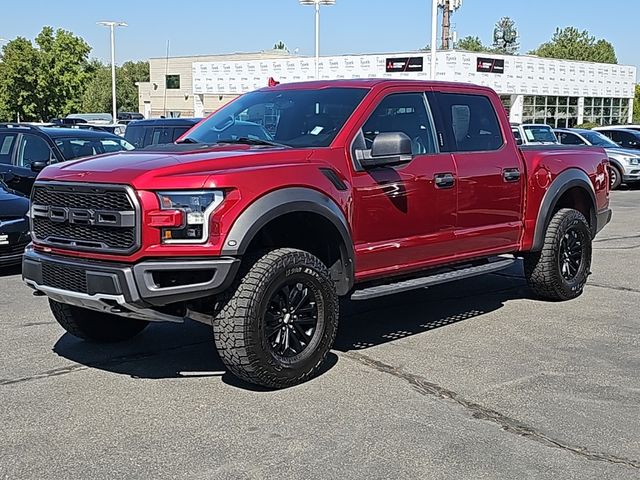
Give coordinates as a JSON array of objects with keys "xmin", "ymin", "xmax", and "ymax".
[
  {"xmin": 515, "ymin": 137, "xmax": 523, "ymax": 146},
  {"xmin": 30, "ymin": 161, "xmax": 48, "ymax": 173},
  {"xmin": 356, "ymin": 132, "xmax": 413, "ymax": 168}
]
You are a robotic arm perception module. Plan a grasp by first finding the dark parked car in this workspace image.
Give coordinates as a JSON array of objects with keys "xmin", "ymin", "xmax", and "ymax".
[
  {"xmin": 594, "ymin": 128, "xmax": 640, "ymax": 150},
  {"xmin": 124, "ymin": 118, "xmax": 202, "ymax": 148},
  {"xmin": 0, "ymin": 124, "xmax": 134, "ymax": 196},
  {"xmin": 0, "ymin": 181, "xmax": 29, "ymax": 267}
]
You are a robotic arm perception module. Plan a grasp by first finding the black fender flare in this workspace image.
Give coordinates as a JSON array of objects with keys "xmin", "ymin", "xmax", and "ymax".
[
  {"xmin": 531, "ymin": 168, "xmax": 597, "ymax": 251},
  {"xmin": 221, "ymin": 187, "xmax": 355, "ymax": 293}
]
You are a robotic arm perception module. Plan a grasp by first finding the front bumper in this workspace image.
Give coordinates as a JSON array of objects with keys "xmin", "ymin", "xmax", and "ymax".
[{"xmin": 22, "ymin": 246, "xmax": 239, "ymax": 322}]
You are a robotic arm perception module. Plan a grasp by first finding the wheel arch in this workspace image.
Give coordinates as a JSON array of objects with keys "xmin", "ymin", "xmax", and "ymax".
[
  {"xmin": 531, "ymin": 168, "xmax": 597, "ymax": 251},
  {"xmin": 221, "ymin": 187, "xmax": 355, "ymax": 295}
]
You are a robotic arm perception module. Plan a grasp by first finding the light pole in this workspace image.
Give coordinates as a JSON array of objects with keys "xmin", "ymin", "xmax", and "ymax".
[
  {"xmin": 97, "ymin": 21, "xmax": 127, "ymax": 123},
  {"xmin": 299, "ymin": 0, "xmax": 335, "ymax": 79},
  {"xmin": 430, "ymin": 0, "xmax": 438, "ymax": 80}
]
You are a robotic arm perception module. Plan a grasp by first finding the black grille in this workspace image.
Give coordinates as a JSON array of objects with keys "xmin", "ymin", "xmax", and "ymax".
[
  {"xmin": 33, "ymin": 220, "xmax": 135, "ymax": 249},
  {"xmin": 41, "ymin": 263, "xmax": 88, "ymax": 293},
  {"xmin": 31, "ymin": 184, "xmax": 138, "ymax": 253},
  {"xmin": 32, "ymin": 187, "xmax": 132, "ymax": 211}
]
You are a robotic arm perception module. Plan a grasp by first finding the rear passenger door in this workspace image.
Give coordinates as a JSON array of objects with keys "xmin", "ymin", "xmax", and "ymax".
[
  {"xmin": 431, "ymin": 89, "xmax": 524, "ymax": 256},
  {"xmin": 0, "ymin": 132, "xmax": 18, "ymax": 181}
]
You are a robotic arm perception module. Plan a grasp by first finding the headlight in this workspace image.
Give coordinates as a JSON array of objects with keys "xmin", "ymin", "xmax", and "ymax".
[
  {"xmin": 627, "ymin": 157, "xmax": 640, "ymax": 165},
  {"xmin": 156, "ymin": 190, "xmax": 224, "ymax": 243}
]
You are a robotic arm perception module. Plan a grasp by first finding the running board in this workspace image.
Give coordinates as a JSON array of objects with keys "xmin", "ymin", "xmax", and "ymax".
[{"xmin": 350, "ymin": 257, "xmax": 516, "ymax": 301}]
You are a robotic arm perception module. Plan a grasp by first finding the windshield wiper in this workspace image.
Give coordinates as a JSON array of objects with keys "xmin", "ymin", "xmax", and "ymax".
[
  {"xmin": 175, "ymin": 137, "xmax": 200, "ymax": 144},
  {"xmin": 216, "ymin": 137, "xmax": 289, "ymax": 148}
]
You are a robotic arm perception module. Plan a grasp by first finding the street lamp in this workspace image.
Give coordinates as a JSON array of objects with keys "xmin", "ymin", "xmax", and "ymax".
[
  {"xmin": 97, "ymin": 21, "xmax": 127, "ymax": 123},
  {"xmin": 430, "ymin": 0, "xmax": 438, "ymax": 79},
  {"xmin": 299, "ymin": 0, "xmax": 335, "ymax": 79}
]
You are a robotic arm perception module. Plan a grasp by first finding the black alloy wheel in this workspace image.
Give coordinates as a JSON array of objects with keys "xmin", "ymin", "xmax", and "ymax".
[
  {"xmin": 264, "ymin": 280, "xmax": 319, "ymax": 359},
  {"xmin": 559, "ymin": 227, "xmax": 585, "ymax": 281}
]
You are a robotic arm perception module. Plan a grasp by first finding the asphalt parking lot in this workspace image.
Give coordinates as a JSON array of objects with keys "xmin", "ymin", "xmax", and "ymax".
[{"xmin": 1, "ymin": 190, "xmax": 639, "ymax": 480}]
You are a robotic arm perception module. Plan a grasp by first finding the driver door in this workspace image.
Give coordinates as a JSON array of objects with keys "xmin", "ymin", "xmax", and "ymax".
[{"xmin": 349, "ymin": 90, "xmax": 459, "ymax": 279}]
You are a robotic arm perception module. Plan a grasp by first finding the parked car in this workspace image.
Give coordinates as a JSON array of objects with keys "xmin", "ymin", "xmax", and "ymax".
[
  {"xmin": 0, "ymin": 124, "xmax": 134, "ymax": 196},
  {"xmin": 511, "ymin": 123, "xmax": 558, "ymax": 145},
  {"xmin": 124, "ymin": 118, "xmax": 202, "ymax": 148},
  {"xmin": 593, "ymin": 127, "xmax": 640, "ymax": 151},
  {"xmin": 554, "ymin": 128, "xmax": 640, "ymax": 189},
  {"xmin": 0, "ymin": 180, "xmax": 29, "ymax": 267},
  {"xmin": 23, "ymin": 79, "xmax": 611, "ymax": 388}
]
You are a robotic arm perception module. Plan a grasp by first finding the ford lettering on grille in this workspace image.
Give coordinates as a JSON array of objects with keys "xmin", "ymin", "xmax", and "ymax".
[{"xmin": 31, "ymin": 183, "xmax": 139, "ymax": 254}]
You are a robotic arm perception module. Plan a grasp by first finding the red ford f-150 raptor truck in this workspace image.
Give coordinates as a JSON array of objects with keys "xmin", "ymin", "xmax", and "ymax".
[{"xmin": 22, "ymin": 80, "xmax": 612, "ymax": 388}]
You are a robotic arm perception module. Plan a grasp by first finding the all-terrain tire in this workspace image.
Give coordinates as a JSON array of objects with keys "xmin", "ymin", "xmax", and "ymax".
[
  {"xmin": 49, "ymin": 300, "xmax": 149, "ymax": 342},
  {"xmin": 609, "ymin": 164, "xmax": 623, "ymax": 190},
  {"xmin": 523, "ymin": 208, "xmax": 592, "ymax": 301},
  {"xmin": 213, "ymin": 248, "xmax": 339, "ymax": 388}
]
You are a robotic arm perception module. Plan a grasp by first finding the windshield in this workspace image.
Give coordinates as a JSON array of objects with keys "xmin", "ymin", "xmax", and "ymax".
[
  {"xmin": 522, "ymin": 125, "xmax": 558, "ymax": 143},
  {"xmin": 184, "ymin": 87, "xmax": 369, "ymax": 148},
  {"xmin": 581, "ymin": 131, "xmax": 619, "ymax": 148},
  {"xmin": 54, "ymin": 137, "xmax": 134, "ymax": 161}
]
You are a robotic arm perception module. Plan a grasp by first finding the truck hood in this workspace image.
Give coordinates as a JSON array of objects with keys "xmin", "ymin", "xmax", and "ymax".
[{"xmin": 38, "ymin": 144, "xmax": 313, "ymax": 190}]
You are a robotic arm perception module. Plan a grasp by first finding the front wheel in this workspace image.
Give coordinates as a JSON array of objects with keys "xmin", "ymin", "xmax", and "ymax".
[
  {"xmin": 213, "ymin": 248, "xmax": 339, "ymax": 388},
  {"xmin": 523, "ymin": 208, "xmax": 592, "ymax": 301},
  {"xmin": 609, "ymin": 164, "xmax": 623, "ymax": 190}
]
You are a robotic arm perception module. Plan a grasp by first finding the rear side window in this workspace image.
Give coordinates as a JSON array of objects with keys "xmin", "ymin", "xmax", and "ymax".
[
  {"xmin": 151, "ymin": 128, "xmax": 173, "ymax": 145},
  {"xmin": 436, "ymin": 93, "xmax": 503, "ymax": 152},
  {"xmin": 0, "ymin": 133, "xmax": 16, "ymax": 164}
]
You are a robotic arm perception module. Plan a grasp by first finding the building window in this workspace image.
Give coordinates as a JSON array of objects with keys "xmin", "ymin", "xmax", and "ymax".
[
  {"xmin": 165, "ymin": 75, "xmax": 181, "ymax": 90},
  {"xmin": 583, "ymin": 97, "xmax": 629, "ymax": 126},
  {"xmin": 499, "ymin": 95, "xmax": 512, "ymax": 116},
  {"xmin": 522, "ymin": 96, "xmax": 579, "ymax": 128}
]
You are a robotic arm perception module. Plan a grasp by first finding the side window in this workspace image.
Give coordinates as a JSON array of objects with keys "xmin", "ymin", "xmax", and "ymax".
[
  {"xmin": 558, "ymin": 133, "xmax": 584, "ymax": 145},
  {"xmin": 16, "ymin": 135, "xmax": 55, "ymax": 167},
  {"xmin": 360, "ymin": 93, "xmax": 436, "ymax": 155},
  {"xmin": 621, "ymin": 131, "xmax": 639, "ymax": 147},
  {"xmin": 607, "ymin": 131, "xmax": 620, "ymax": 143},
  {"xmin": 0, "ymin": 133, "xmax": 17, "ymax": 164},
  {"xmin": 172, "ymin": 127, "xmax": 191, "ymax": 142},
  {"xmin": 151, "ymin": 128, "xmax": 173, "ymax": 145},
  {"xmin": 436, "ymin": 93, "xmax": 504, "ymax": 152}
]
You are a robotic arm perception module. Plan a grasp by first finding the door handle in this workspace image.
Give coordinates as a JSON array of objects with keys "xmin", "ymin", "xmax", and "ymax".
[
  {"xmin": 503, "ymin": 168, "xmax": 521, "ymax": 182},
  {"xmin": 434, "ymin": 172, "xmax": 455, "ymax": 189}
]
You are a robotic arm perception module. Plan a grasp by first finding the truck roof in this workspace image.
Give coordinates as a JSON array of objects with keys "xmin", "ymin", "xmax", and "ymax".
[{"xmin": 258, "ymin": 78, "xmax": 490, "ymax": 92}]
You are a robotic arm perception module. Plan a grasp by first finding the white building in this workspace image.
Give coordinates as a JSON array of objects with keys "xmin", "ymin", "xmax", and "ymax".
[{"xmin": 139, "ymin": 50, "xmax": 636, "ymax": 127}]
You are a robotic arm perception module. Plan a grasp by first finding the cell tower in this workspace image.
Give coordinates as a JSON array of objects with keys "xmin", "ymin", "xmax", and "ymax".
[{"xmin": 438, "ymin": 0, "xmax": 463, "ymax": 50}]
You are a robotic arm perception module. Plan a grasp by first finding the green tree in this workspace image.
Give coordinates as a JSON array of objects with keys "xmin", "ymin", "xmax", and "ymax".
[
  {"xmin": 0, "ymin": 27, "xmax": 92, "ymax": 122},
  {"xmin": 0, "ymin": 37, "xmax": 40, "ymax": 121},
  {"xmin": 633, "ymin": 84, "xmax": 640, "ymax": 123},
  {"xmin": 455, "ymin": 36, "xmax": 488, "ymax": 52},
  {"xmin": 273, "ymin": 41, "xmax": 288, "ymax": 51},
  {"xmin": 81, "ymin": 60, "xmax": 149, "ymax": 114},
  {"xmin": 529, "ymin": 27, "xmax": 617, "ymax": 64},
  {"xmin": 492, "ymin": 17, "xmax": 519, "ymax": 55}
]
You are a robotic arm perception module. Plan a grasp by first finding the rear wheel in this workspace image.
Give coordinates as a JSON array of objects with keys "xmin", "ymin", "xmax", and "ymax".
[
  {"xmin": 523, "ymin": 208, "xmax": 592, "ymax": 301},
  {"xmin": 213, "ymin": 248, "xmax": 339, "ymax": 388},
  {"xmin": 609, "ymin": 164, "xmax": 623, "ymax": 190},
  {"xmin": 49, "ymin": 300, "xmax": 149, "ymax": 342}
]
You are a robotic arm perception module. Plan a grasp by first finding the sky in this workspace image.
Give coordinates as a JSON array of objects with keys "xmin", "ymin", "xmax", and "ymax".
[{"xmin": 1, "ymin": 0, "xmax": 638, "ymax": 72}]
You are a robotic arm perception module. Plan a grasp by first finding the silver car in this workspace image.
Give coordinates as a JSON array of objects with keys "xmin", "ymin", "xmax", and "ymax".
[{"xmin": 554, "ymin": 128, "xmax": 640, "ymax": 190}]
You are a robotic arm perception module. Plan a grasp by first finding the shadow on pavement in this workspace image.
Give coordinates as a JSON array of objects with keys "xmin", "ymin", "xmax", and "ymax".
[{"xmin": 52, "ymin": 263, "xmax": 529, "ymax": 389}]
